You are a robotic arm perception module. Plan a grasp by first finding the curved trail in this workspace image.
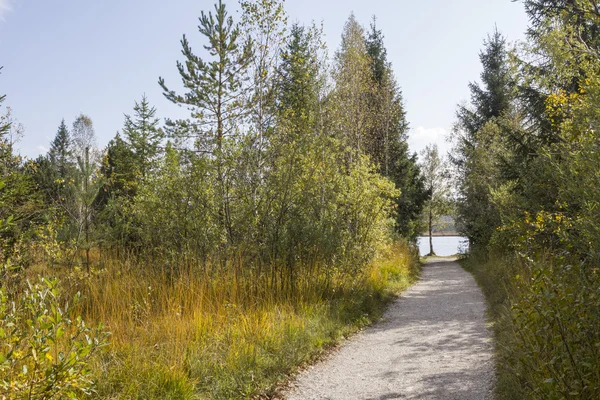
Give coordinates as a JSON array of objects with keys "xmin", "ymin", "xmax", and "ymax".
[{"xmin": 285, "ymin": 259, "xmax": 494, "ymax": 400}]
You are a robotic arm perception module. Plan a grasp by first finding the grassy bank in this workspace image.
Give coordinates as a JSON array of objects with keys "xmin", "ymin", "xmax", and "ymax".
[
  {"xmin": 459, "ymin": 250, "xmax": 524, "ymax": 399},
  {"xmin": 10, "ymin": 241, "xmax": 419, "ymax": 399},
  {"xmin": 460, "ymin": 250, "xmax": 600, "ymax": 399}
]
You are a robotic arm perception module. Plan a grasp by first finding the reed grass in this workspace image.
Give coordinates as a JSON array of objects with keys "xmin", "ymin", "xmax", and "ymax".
[{"xmin": 23, "ymin": 241, "xmax": 419, "ymax": 399}]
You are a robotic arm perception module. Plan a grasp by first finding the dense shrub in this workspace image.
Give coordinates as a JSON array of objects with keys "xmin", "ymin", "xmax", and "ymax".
[{"xmin": 0, "ymin": 278, "xmax": 109, "ymax": 399}]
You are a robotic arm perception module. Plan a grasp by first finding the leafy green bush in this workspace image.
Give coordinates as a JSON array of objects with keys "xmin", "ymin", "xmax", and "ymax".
[
  {"xmin": 463, "ymin": 251, "xmax": 600, "ymax": 400},
  {"xmin": 509, "ymin": 258, "xmax": 600, "ymax": 399},
  {"xmin": 0, "ymin": 278, "xmax": 109, "ymax": 399}
]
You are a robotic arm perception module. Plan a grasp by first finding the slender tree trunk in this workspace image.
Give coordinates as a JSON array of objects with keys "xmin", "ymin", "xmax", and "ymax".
[{"xmin": 428, "ymin": 205, "xmax": 434, "ymax": 256}]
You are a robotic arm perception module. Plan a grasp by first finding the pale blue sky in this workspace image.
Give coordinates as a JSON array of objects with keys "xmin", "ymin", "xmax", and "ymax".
[{"xmin": 0, "ymin": 0, "xmax": 529, "ymax": 159}]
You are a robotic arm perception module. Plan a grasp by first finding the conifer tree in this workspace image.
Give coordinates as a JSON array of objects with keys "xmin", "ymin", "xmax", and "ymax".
[
  {"xmin": 456, "ymin": 29, "xmax": 511, "ymax": 144},
  {"xmin": 96, "ymin": 133, "xmax": 139, "ymax": 248},
  {"xmin": 159, "ymin": 0, "xmax": 253, "ymax": 153},
  {"xmin": 48, "ymin": 119, "xmax": 73, "ymax": 176},
  {"xmin": 99, "ymin": 133, "xmax": 138, "ymax": 203},
  {"xmin": 122, "ymin": 95, "xmax": 163, "ymax": 179},
  {"xmin": 365, "ymin": 18, "xmax": 427, "ymax": 238},
  {"xmin": 35, "ymin": 120, "xmax": 76, "ymax": 205},
  {"xmin": 159, "ymin": 0, "xmax": 253, "ymax": 245},
  {"xmin": 331, "ymin": 14, "xmax": 374, "ymax": 155},
  {"xmin": 277, "ymin": 23, "xmax": 324, "ymax": 136},
  {"xmin": 452, "ymin": 29, "xmax": 513, "ymax": 247}
]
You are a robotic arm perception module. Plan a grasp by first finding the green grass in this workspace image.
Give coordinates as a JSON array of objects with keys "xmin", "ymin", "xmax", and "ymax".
[
  {"xmin": 459, "ymin": 250, "xmax": 526, "ymax": 400},
  {"xmin": 72, "ymin": 241, "xmax": 421, "ymax": 399}
]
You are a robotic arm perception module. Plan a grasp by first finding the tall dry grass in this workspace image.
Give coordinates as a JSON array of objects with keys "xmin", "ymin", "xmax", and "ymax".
[{"xmin": 19, "ymin": 240, "xmax": 419, "ymax": 399}]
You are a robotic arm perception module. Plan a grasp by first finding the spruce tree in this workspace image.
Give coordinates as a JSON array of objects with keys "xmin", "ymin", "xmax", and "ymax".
[
  {"xmin": 277, "ymin": 23, "xmax": 323, "ymax": 136},
  {"xmin": 122, "ymin": 95, "xmax": 163, "ymax": 179},
  {"xmin": 365, "ymin": 18, "xmax": 427, "ymax": 239},
  {"xmin": 452, "ymin": 29, "xmax": 513, "ymax": 247},
  {"xmin": 48, "ymin": 119, "xmax": 74, "ymax": 177},
  {"xmin": 366, "ymin": 17, "xmax": 387, "ymax": 87},
  {"xmin": 32, "ymin": 120, "xmax": 78, "ymax": 229},
  {"xmin": 331, "ymin": 14, "xmax": 373, "ymax": 155},
  {"xmin": 456, "ymin": 29, "xmax": 511, "ymax": 143}
]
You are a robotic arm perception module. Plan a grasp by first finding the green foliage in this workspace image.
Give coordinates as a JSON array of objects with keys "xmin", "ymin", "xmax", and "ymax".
[
  {"xmin": 0, "ymin": 278, "xmax": 109, "ymax": 399},
  {"xmin": 457, "ymin": 5, "xmax": 600, "ymax": 398},
  {"xmin": 451, "ymin": 29, "xmax": 513, "ymax": 247},
  {"xmin": 0, "ymin": 107, "xmax": 43, "ymax": 263},
  {"xmin": 159, "ymin": 0, "xmax": 252, "ymax": 151},
  {"xmin": 331, "ymin": 14, "xmax": 374, "ymax": 154},
  {"xmin": 510, "ymin": 259, "xmax": 600, "ymax": 399},
  {"xmin": 365, "ymin": 18, "xmax": 427, "ymax": 239},
  {"xmin": 132, "ymin": 144, "xmax": 219, "ymax": 259},
  {"xmin": 0, "ymin": 4, "xmax": 430, "ymax": 399},
  {"xmin": 463, "ymin": 250, "xmax": 600, "ymax": 400},
  {"xmin": 122, "ymin": 95, "xmax": 163, "ymax": 180},
  {"xmin": 276, "ymin": 23, "xmax": 324, "ymax": 137}
]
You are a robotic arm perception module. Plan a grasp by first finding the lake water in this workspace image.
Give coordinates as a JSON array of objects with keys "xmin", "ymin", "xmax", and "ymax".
[{"xmin": 417, "ymin": 236, "xmax": 469, "ymax": 257}]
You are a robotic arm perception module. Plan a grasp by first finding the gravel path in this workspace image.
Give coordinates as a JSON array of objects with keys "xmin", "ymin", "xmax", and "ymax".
[{"xmin": 284, "ymin": 258, "xmax": 494, "ymax": 400}]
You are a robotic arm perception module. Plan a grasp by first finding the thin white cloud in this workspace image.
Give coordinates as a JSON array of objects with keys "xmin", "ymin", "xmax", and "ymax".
[
  {"xmin": 408, "ymin": 126, "xmax": 451, "ymax": 157},
  {"xmin": 0, "ymin": 0, "xmax": 11, "ymax": 21}
]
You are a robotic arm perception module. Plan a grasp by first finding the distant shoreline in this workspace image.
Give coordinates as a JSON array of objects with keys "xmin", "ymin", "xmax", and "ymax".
[{"xmin": 418, "ymin": 232, "xmax": 462, "ymax": 237}]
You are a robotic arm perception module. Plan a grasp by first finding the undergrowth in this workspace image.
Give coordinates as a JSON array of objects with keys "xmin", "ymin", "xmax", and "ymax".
[
  {"xmin": 461, "ymin": 250, "xmax": 600, "ymax": 400},
  {"xmin": 7, "ymin": 240, "xmax": 419, "ymax": 399}
]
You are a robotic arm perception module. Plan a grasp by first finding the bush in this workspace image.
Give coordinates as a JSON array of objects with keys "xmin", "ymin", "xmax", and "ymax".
[
  {"xmin": 463, "ymin": 250, "xmax": 600, "ymax": 399},
  {"xmin": 0, "ymin": 278, "xmax": 109, "ymax": 399}
]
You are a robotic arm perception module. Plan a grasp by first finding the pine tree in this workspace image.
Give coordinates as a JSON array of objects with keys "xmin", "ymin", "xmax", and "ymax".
[
  {"xmin": 159, "ymin": 0, "xmax": 253, "ymax": 245},
  {"xmin": 122, "ymin": 95, "xmax": 163, "ymax": 179},
  {"xmin": 159, "ymin": 0, "xmax": 253, "ymax": 154}
]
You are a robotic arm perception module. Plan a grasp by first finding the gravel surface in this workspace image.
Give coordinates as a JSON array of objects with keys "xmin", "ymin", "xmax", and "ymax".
[{"xmin": 284, "ymin": 258, "xmax": 494, "ymax": 400}]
